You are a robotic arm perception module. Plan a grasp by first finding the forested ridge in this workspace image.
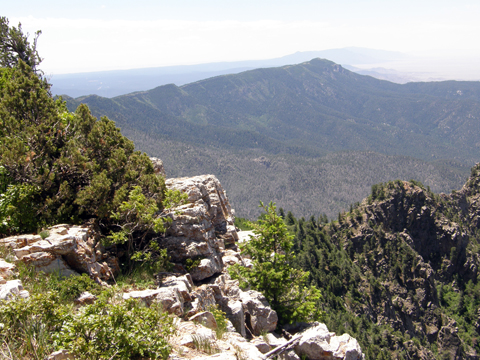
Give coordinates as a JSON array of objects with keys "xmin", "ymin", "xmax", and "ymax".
[
  {"xmin": 278, "ymin": 164, "xmax": 480, "ymax": 359},
  {"xmin": 63, "ymin": 58, "xmax": 480, "ymax": 218}
]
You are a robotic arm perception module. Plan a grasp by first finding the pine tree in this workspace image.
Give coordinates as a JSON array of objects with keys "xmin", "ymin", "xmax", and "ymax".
[{"xmin": 229, "ymin": 201, "xmax": 323, "ymax": 325}]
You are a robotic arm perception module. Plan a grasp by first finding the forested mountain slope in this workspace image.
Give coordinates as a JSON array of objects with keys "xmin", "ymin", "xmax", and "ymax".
[
  {"xmin": 290, "ymin": 163, "xmax": 480, "ymax": 359},
  {"xmin": 64, "ymin": 58, "xmax": 480, "ymax": 218}
]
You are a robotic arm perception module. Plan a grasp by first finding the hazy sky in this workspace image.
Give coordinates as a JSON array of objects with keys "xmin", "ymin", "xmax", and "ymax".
[{"xmin": 3, "ymin": 0, "xmax": 480, "ymax": 74}]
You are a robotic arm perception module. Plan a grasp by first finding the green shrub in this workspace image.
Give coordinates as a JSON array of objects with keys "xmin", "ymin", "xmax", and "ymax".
[
  {"xmin": 46, "ymin": 273, "xmax": 101, "ymax": 303},
  {"xmin": 0, "ymin": 183, "xmax": 40, "ymax": 235},
  {"xmin": 0, "ymin": 61, "xmax": 166, "ymax": 236},
  {"xmin": 208, "ymin": 305, "xmax": 228, "ymax": 339},
  {"xmin": 185, "ymin": 257, "xmax": 201, "ymax": 272},
  {"xmin": 234, "ymin": 217, "xmax": 254, "ymax": 231},
  {"xmin": 0, "ymin": 292, "xmax": 67, "ymax": 359},
  {"xmin": 53, "ymin": 299, "xmax": 174, "ymax": 360}
]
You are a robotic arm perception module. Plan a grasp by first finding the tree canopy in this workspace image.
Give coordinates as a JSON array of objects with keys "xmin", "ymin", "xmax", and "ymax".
[
  {"xmin": 0, "ymin": 61, "xmax": 166, "ymax": 236},
  {"xmin": 0, "ymin": 16, "xmax": 42, "ymax": 72}
]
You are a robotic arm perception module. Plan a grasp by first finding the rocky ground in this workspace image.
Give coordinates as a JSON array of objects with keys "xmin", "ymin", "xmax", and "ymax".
[{"xmin": 0, "ymin": 170, "xmax": 364, "ymax": 360}]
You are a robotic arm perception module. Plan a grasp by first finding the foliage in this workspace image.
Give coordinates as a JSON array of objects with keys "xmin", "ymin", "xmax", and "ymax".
[
  {"xmin": 0, "ymin": 182, "xmax": 40, "ymax": 234},
  {"xmin": 0, "ymin": 17, "xmax": 186, "ymax": 276},
  {"xmin": 208, "ymin": 305, "xmax": 228, "ymax": 339},
  {"xmin": 0, "ymin": 59, "xmax": 168, "ymax": 241},
  {"xmin": 46, "ymin": 273, "xmax": 101, "ymax": 303},
  {"xmin": 0, "ymin": 260, "xmax": 175, "ymax": 359},
  {"xmin": 230, "ymin": 201, "xmax": 323, "ymax": 325},
  {"xmin": 0, "ymin": 292, "xmax": 67, "ymax": 359},
  {"xmin": 234, "ymin": 216, "xmax": 254, "ymax": 231},
  {"xmin": 120, "ymin": 134, "xmax": 469, "ymax": 220},
  {"xmin": 0, "ymin": 16, "xmax": 42, "ymax": 72},
  {"xmin": 53, "ymin": 299, "xmax": 174, "ymax": 360},
  {"xmin": 107, "ymin": 185, "xmax": 185, "ymax": 269},
  {"xmin": 185, "ymin": 257, "xmax": 201, "ymax": 272}
]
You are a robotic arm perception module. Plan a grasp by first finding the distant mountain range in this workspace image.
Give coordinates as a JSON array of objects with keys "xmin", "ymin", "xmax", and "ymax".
[
  {"xmin": 52, "ymin": 47, "xmax": 409, "ymax": 98},
  {"xmin": 64, "ymin": 58, "xmax": 480, "ymax": 218}
]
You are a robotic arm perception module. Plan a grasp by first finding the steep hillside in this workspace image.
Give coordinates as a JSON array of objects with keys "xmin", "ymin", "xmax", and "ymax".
[
  {"xmin": 64, "ymin": 58, "xmax": 480, "ymax": 217},
  {"xmin": 291, "ymin": 163, "xmax": 480, "ymax": 359},
  {"xmin": 66, "ymin": 58, "xmax": 480, "ymax": 163}
]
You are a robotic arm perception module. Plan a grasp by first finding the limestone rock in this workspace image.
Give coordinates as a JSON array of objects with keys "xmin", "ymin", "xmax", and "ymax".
[
  {"xmin": 2, "ymin": 224, "xmax": 118, "ymax": 284},
  {"xmin": 240, "ymin": 290, "xmax": 278, "ymax": 335},
  {"xmin": 123, "ymin": 288, "xmax": 162, "ymax": 306},
  {"xmin": 0, "ymin": 259, "xmax": 15, "ymax": 283},
  {"xmin": 189, "ymin": 311, "xmax": 218, "ymax": 329},
  {"xmin": 0, "ymin": 279, "xmax": 29, "ymax": 300},
  {"xmin": 294, "ymin": 323, "xmax": 364, "ymax": 360},
  {"xmin": 212, "ymin": 274, "xmax": 278, "ymax": 339},
  {"xmin": 250, "ymin": 337, "xmax": 271, "ymax": 353},
  {"xmin": 189, "ymin": 255, "xmax": 224, "ymax": 281},
  {"xmin": 222, "ymin": 249, "xmax": 244, "ymax": 266},
  {"xmin": 74, "ymin": 291, "xmax": 97, "ymax": 305},
  {"xmin": 20, "ymin": 251, "xmax": 77, "ymax": 277},
  {"xmin": 123, "ymin": 274, "xmax": 194, "ymax": 316},
  {"xmin": 223, "ymin": 332, "xmax": 265, "ymax": 359},
  {"xmin": 265, "ymin": 333, "xmax": 288, "ymax": 348},
  {"xmin": 193, "ymin": 354, "xmax": 238, "ymax": 360},
  {"xmin": 155, "ymin": 286, "xmax": 186, "ymax": 315},
  {"xmin": 279, "ymin": 350, "xmax": 302, "ymax": 360},
  {"xmin": 163, "ymin": 175, "xmax": 237, "ymax": 281},
  {"xmin": 47, "ymin": 350, "xmax": 74, "ymax": 360},
  {"xmin": 189, "ymin": 284, "xmax": 217, "ymax": 316},
  {"xmin": 224, "ymin": 299, "xmax": 246, "ymax": 338},
  {"xmin": 159, "ymin": 273, "xmax": 194, "ymax": 302}
]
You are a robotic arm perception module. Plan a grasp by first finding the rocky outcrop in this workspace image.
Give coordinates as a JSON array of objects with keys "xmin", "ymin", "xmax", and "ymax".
[
  {"xmin": 240, "ymin": 290, "xmax": 278, "ymax": 336},
  {"xmin": 325, "ymin": 171, "xmax": 480, "ymax": 359},
  {"xmin": 123, "ymin": 274, "xmax": 194, "ymax": 316},
  {"xmin": 162, "ymin": 175, "xmax": 238, "ymax": 281},
  {"xmin": 294, "ymin": 323, "xmax": 364, "ymax": 360},
  {"xmin": 150, "ymin": 157, "xmax": 166, "ymax": 177},
  {"xmin": 189, "ymin": 311, "xmax": 218, "ymax": 329},
  {"xmin": 211, "ymin": 274, "xmax": 278, "ymax": 337},
  {"xmin": 168, "ymin": 312, "xmax": 363, "ymax": 360},
  {"xmin": 0, "ymin": 163, "xmax": 365, "ymax": 360},
  {"xmin": 0, "ymin": 224, "xmax": 119, "ymax": 284},
  {"xmin": 437, "ymin": 319, "xmax": 463, "ymax": 360}
]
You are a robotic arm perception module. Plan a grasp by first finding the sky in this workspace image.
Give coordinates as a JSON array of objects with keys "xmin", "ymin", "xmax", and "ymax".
[{"xmin": 3, "ymin": 0, "xmax": 480, "ymax": 76}]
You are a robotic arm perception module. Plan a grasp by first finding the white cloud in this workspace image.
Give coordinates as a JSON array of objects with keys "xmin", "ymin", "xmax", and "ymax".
[{"xmin": 12, "ymin": 16, "xmax": 480, "ymax": 74}]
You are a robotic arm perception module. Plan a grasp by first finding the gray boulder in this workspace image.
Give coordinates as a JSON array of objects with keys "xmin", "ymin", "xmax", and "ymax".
[
  {"xmin": 294, "ymin": 323, "xmax": 364, "ymax": 360},
  {"xmin": 240, "ymin": 290, "xmax": 278, "ymax": 336}
]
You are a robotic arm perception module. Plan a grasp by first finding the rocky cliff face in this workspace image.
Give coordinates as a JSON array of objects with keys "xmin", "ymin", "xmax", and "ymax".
[
  {"xmin": 323, "ymin": 164, "xmax": 480, "ymax": 359},
  {"xmin": 162, "ymin": 175, "xmax": 238, "ymax": 281}
]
